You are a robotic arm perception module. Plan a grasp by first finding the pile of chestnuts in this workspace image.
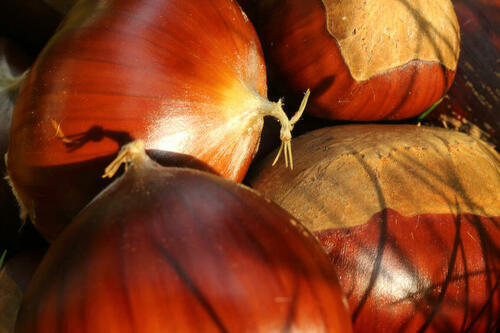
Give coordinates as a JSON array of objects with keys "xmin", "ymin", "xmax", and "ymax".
[{"xmin": 1, "ymin": 0, "xmax": 499, "ymax": 332}]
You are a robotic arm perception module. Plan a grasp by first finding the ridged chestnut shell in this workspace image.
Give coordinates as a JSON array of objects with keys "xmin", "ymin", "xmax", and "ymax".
[
  {"xmin": 250, "ymin": 125, "xmax": 500, "ymax": 332},
  {"xmin": 7, "ymin": 0, "xmax": 280, "ymax": 241},
  {"xmin": 253, "ymin": 0, "xmax": 460, "ymax": 120},
  {"xmin": 14, "ymin": 152, "xmax": 353, "ymax": 332}
]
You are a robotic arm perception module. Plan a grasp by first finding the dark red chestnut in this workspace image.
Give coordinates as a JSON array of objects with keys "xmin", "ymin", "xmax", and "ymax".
[
  {"xmin": 7, "ymin": 0, "xmax": 306, "ymax": 241},
  {"xmin": 250, "ymin": 125, "xmax": 500, "ymax": 331},
  {"xmin": 253, "ymin": 0, "xmax": 460, "ymax": 121},
  {"xmin": 14, "ymin": 141, "xmax": 353, "ymax": 332}
]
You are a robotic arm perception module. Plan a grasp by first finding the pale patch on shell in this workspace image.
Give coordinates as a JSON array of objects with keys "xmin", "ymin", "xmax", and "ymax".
[
  {"xmin": 251, "ymin": 125, "xmax": 500, "ymax": 232},
  {"xmin": 321, "ymin": 0, "xmax": 460, "ymax": 81}
]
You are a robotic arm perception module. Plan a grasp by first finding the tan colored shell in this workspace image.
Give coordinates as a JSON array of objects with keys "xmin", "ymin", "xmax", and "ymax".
[
  {"xmin": 250, "ymin": 125, "xmax": 500, "ymax": 232},
  {"xmin": 321, "ymin": 0, "xmax": 460, "ymax": 81}
]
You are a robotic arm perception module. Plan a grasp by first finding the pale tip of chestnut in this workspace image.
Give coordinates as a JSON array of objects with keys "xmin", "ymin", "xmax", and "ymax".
[
  {"xmin": 49, "ymin": 122, "xmax": 152, "ymax": 180},
  {"xmin": 99, "ymin": 88, "xmax": 311, "ymax": 179},
  {"xmin": 271, "ymin": 89, "xmax": 310, "ymax": 170},
  {"xmin": 102, "ymin": 140, "xmax": 154, "ymax": 179}
]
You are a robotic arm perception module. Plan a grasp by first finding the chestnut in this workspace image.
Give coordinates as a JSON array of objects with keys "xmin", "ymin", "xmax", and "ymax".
[
  {"xmin": 253, "ymin": 0, "xmax": 461, "ymax": 121},
  {"xmin": 250, "ymin": 124, "xmax": 500, "ymax": 331},
  {"xmin": 14, "ymin": 141, "xmax": 353, "ymax": 332},
  {"xmin": 7, "ymin": 0, "xmax": 306, "ymax": 241}
]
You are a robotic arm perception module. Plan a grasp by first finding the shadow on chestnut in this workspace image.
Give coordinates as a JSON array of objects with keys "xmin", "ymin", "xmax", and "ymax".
[{"xmin": 8, "ymin": 123, "xmax": 218, "ymax": 242}]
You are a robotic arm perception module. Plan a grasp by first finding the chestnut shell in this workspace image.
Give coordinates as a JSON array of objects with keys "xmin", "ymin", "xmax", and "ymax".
[
  {"xmin": 15, "ymin": 167, "xmax": 353, "ymax": 332},
  {"xmin": 254, "ymin": 0, "xmax": 458, "ymax": 121},
  {"xmin": 250, "ymin": 124, "xmax": 500, "ymax": 331},
  {"xmin": 317, "ymin": 210, "xmax": 500, "ymax": 332},
  {"xmin": 8, "ymin": 0, "xmax": 269, "ymax": 241}
]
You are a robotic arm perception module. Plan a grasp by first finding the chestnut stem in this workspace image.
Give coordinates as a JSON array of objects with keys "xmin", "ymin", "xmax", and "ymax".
[
  {"xmin": 262, "ymin": 89, "xmax": 310, "ymax": 170},
  {"xmin": 74, "ymin": 88, "xmax": 310, "ymax": 179},
  {"xmin": 102, "ymin": 140, "xmax": 151, "ymax": 179}
]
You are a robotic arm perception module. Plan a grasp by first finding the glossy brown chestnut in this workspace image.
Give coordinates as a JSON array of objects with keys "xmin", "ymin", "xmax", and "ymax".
[
  {"xmin": 250, "ymin": 125, "xmax": 500, "ymax": 332},
  {"xmin": 424, "ymin": 0, "xmax": 500, "ymax": 150},
  {"xmin": 316, "ymin": 211, "xmax": 500, "ymax": 332},
  {"xmin": 253, "ymin": 0, "xmax": 460, "ymax": 121},
  {"xmin": 7, "ymin": 0, "xmax": 304, "ymax": 241},
  {"xmin": 14, "ymin": 142, "xmax": 353, "ymax": 333}
]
